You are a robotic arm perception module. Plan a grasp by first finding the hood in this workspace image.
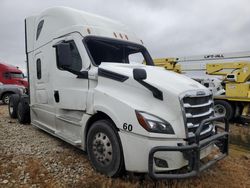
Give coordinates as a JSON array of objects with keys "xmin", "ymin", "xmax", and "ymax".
[
  {"xmin": 8, "ymin": 78, "xmax": 28, "ymax": 88},
  {"xmin": 99, "ymin": 63, "xmax": 206, "ymax": 96}
]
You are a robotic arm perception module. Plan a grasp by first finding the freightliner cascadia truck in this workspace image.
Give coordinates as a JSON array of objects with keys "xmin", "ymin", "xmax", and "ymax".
[{"xmin": 9, "ymin": 7, "xmax": 229, "ymax": 179}]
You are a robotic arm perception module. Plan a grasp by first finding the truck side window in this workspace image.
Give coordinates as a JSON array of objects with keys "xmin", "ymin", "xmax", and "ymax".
[
  {"xmin": 36, "ymin": 20, "xmax": 44, "ymax": 40},
  {"xmin": 58, "ymin": 41, "xmax": 82, "ymax": 72},
  {"xmin": 36, "ymin": 59, "xmax": 41, "ymax": 79}
]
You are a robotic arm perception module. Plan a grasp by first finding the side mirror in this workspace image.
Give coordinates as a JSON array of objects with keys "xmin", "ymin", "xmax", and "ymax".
[
  {"xmin": 54, "ymin": 43, "xmax": 72, "ymax": 68},
  {"xmin": 133, "ymin": 68, "xmax": 147, "ymax": 80}
]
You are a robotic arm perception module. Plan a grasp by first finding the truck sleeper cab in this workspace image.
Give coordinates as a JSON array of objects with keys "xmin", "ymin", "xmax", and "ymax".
[{"xmin": 14, "ymin": 7, "xmax": 229, "ymax": 179}]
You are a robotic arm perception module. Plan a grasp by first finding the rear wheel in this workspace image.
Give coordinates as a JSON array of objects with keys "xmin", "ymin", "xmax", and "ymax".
[
  {"xmin": 17, "ymin": 96, "xmax": 30, "ymax": 124},
  {"xmin": 8, "ymin": 94, "xmax": 20, "ymax": 118},
  {"xmin": 214, "ymin": 100, "xmax": 234, "ymax": 120},
  {"xmin": 87, "ymin": 119, "xmax": 124, "ymax": 177}
]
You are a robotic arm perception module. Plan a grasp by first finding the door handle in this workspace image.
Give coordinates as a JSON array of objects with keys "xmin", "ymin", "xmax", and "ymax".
[{"xmin": 54, "ymin": 90, "xmax": 60, "ymax": 103}]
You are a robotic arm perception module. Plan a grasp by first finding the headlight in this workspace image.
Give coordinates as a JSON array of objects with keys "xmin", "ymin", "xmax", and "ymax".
[{"xmin": 135, "ymin": 111, "xmax": 175, "ymax": 134}]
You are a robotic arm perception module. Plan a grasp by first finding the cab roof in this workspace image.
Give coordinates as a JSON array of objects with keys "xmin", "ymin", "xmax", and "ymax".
[
  {"xmin": 26, "ymin": 7, "xmax": 142, "ymax": 52},
  {"xmin": 0, "ymin": 63, "xmax": 22, "ymax": 73}
]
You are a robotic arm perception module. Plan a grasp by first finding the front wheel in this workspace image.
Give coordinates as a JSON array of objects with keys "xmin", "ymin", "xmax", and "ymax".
[{"xmin": 87, "ymin": 119, "xmax": 124, "ymax": 177}]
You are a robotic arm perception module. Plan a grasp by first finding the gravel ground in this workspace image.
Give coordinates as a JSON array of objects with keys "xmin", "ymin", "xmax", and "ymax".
[{"xmin": 0, "ymin": 104, "xmax": 250, "ymax": 188}]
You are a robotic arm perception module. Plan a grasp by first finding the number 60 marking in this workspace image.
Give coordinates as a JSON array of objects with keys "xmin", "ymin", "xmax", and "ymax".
[{"xmin": 123, "ymin": 123, "xmax": 133, "ymax": 132}]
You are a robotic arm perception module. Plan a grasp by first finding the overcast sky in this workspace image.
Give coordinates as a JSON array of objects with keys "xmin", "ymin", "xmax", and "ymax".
[{"xmin": 0, "ymin": 0, "xmax": 250, "ymax": 74}]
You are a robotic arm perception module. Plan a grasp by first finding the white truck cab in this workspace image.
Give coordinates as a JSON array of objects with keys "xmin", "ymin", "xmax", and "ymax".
[{"xmin": 11, "ymin": 7, "xmax": 229, "ymax": 179}]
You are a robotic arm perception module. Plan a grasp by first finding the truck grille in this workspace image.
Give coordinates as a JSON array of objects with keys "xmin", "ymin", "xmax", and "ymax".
[
  {"xmin": 183, "ymin": 95, "xmax": 211, "ymax": 105},
  {"xmin": 185, "ymin": 105, "xmax": 212, "ymax": 116},
  {"xmin": 180, "ymin": 91, "xmax": 214, "ymax": 138}
]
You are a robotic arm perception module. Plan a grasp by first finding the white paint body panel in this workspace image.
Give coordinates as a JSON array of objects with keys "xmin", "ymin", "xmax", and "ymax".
[{"xmin": 26, "ymin": 7, "xmax": 214, "ymax": 173}]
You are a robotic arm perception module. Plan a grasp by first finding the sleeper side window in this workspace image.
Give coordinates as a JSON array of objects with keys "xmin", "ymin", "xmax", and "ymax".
[
  {"xmin": 36, "ymin": 59, "xmax": 41, "ymax": 79},
  {"xmin": 36, "ymin": 20, "xmax": 44, "ymax": 40}
]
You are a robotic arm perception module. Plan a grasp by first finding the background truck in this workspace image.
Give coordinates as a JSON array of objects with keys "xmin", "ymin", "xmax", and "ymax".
[
  {"xmin": 154, "ymin": 52, "xmax": 250, "ymax": 123},
  {"xmin": 0, "ymin": 83, "xmax": 25, "ymax": 104},
  {"xmin": 0, "ymin": 63, "xmax": 28, "ymax": 88},
  {"xmin": 9, "ymin": 7, "xmax": 229, "ymax": 179}
]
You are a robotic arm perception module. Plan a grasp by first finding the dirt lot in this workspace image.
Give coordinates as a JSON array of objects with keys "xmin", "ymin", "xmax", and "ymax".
[{"xmin": 0, "ymin": 105, "xmax": 250, "ymax": 188}]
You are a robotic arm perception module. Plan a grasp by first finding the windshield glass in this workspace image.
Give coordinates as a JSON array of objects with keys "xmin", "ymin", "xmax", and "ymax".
[
  {"xmin": 10, "ymin": 72, "xmax": 24, "ymax": 79},
  {"xmin": 84, "ymin": 37, "xmax": 154, "ymax": 66}
]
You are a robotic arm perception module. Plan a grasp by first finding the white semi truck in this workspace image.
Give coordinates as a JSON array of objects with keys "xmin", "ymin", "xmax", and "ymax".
[{"xmin": 9, "ymin": 7, "xmax": 229, "ymax": 179}]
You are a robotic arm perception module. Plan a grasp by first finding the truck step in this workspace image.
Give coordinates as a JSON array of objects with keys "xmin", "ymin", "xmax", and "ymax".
[
  {"xmin": 56, "ymin": 115, "xmax": 81, "ymax": 126},
  {"xmin": 55, "ymin": 131, "xmax": 82, "ymax": 146}
]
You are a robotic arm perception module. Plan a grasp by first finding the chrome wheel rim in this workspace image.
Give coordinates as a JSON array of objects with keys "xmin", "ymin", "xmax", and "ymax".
[
  {"xmin": 214, "ymin": 104, "xmax": 226, "ymax": 116},
  {"xmin": 4, "ymin": 96, "xmax": 9, "ymax": 104},
  {"xmin": 92, "ymin": 132, "xmax": 113, "ymax": 165}
]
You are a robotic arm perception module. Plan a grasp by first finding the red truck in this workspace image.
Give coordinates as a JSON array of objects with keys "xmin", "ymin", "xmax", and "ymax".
[{"xmin": 0, "ymin": 63, "xmax": 28, "ymax": 88}]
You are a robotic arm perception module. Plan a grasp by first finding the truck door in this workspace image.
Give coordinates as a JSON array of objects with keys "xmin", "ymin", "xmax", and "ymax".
[
  {"xmin": 32, "ymin": 51, "xmax": 56, "ymax": 131},
  {"xmin": 52, "ymin": 34, "xmax": 89, "ymax": 144}
]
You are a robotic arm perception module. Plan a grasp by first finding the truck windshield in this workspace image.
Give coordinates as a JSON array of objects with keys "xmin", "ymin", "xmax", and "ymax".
[
  {"xmin": 10, "ymin": 72, "xmax": 24, "ymax": 79},
  {"xmin": 84, "ymin": 37, "xmax": 154, "ymax": 66}
]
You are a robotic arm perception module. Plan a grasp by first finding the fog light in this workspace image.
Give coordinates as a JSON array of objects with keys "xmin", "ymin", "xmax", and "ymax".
[{"xmin": 154, "ymin": 157, "xmax": 168, "ymax": 168}]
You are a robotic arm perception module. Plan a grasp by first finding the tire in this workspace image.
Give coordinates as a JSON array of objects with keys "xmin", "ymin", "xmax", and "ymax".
[
  {"xmin": 17, "ymin": 96, "xmax": 30, "ymax": 124},
  {"xmin": 87, "ymin": 119, "xmax": 124, "ymax": 177},
  {"xmin": 214, "ymin": 100, "xmax": 234, "ymax": 120},
  {"xmin": 8, "ymin": 94, "xmax": 20, "ymax": 118},
  {"xmin": 2, "ymin": 93, "xmax": 11, "ymax": 104},
  {"xmin": 231, "ymin": 103, "xmax": 243, "ymax": 122}
]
